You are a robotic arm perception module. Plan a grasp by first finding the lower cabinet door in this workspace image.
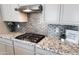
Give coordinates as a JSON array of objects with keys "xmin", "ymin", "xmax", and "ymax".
[
  {"xmin": 36, "ymin": 47, "xmax": 57, "ymax": 55},
  {"xmin": 14, "ymin": 46, "xmax": 34, "ymax": 55},
  {"xmin": 0, "ymin": 43, "xmax": 6, "ymax": 55},
  {"xmin": 5, "ymin": 45, "xmax": 14, "ymax": 55}
]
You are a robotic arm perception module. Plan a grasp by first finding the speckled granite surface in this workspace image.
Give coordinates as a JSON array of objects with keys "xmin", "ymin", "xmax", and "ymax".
[
  {"xmin": 0, "ymin": 32, "xmax": 24, "ymax": 39},
  {"xmin": 37, "ymin": 37, "xmax": 79, "ymax": 55},
  {"xmin": 0, "ymin": 32, "xmax": 35, "ymax": 46},
  {"xmin": 0, "ymin": 32, "xmax": 79, "ymax": 55}
]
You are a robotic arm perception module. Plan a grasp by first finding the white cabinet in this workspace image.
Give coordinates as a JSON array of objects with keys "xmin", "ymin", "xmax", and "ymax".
[
  {"xmin": 36, "ymin": 46, "xmax": 57, "ymax": 55},
  {"xmin": 0, "ymin": 43, "xmax": 6, "ymax": 55},
  {"xmin": 5, "ymin": 45, "xmax": 14, "ymax": 55},
  {"xmin": 0, "ymin": 37, "xmax": 7, "ymax": 55},
  {"xmin": 14, "ymin": 46, "xmax": 34, "ymax": 55},
  {"xmin": 45, "ymin": 4, "xmax": 60, "ymax": 24},
  {"xmin": 60, "ymin": 4, "xmax": 79, "ymax": 25},
  {"xmin": 14, "ymin": 40, "xmax": 35, "ymax": 55},
  {"xmin": 1, "ymin": 4, "xmax": 28, "ymax": 22},
  {"xmin": 0, "ymin": 37, "xmax": 14, "ymax": 55}
]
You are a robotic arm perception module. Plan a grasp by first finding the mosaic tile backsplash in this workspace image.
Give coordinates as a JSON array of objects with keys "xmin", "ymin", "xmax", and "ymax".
[
  {"xmin": 4, "ymin": 4, "xmax": 78, "ymax": 38},
  {"xmin": 13, "ymin": 10, "xmax": 79, "ymax": 38},
  {"xmin": 15, "ymin": 12, "xmax": 48, "ymax": 35}
]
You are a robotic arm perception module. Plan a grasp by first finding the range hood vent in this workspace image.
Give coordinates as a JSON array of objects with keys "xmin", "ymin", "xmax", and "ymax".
[{"xmin": 15, "ymin": 4, "xmax": 43, "ymax": 13}]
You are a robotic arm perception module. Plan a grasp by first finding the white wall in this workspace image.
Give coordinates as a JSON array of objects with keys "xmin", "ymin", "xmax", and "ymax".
[
  {"xmin": 0, "ymin": 21, "xmax": 9, "ymax": 33},
  {"xmin": 0, "ymin": 5, "xmax": 9, "ymax": 33}
]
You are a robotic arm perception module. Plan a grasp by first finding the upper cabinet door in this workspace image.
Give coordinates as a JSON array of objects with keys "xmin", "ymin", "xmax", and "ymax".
[
  {"xmin": 60, "ymin": 4, "xmax": 79, "ymax": 25},
  {"xmin": 45, "ymin": 4, "xmax": 60, "ymax": 24},
  {"xmin": 1, "ymin": 4, "xmax": 28, "ymax": 22}
]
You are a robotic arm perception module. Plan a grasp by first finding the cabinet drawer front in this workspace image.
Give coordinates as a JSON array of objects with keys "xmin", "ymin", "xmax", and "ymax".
[
  {"xmin": 14, "ymin": 40, "xmax": 34, "ymax": 52},
  {"xmin": 36, "ymin": 47, "xmax": 57, "ymax": 55},
  {"xmin": 0, "ymin": 38, "xmax": 13, "ymax": 45}
]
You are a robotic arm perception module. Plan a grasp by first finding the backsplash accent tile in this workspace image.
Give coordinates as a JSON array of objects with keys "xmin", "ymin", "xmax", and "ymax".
[
  {"xmin": 48, "ymin": 24, "xmax": 63, "ymax": 39},
  {"xmin": 63, "ymin": 25, "xmax": 79, "ymax": 31},
  {"xmin": 47, "ymin": 24, "xmax": 79, "ymax": 39}
]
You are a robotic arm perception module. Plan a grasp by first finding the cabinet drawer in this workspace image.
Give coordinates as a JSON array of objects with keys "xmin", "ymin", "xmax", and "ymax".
[
  {"xmin": 14, "ymin": 40, "xmax": 35, "ymax": 52},
  {"xmin": 36, "ymin": 47, "xmax": 57, "ymax": 55},
  {"xmin": 0, "ymin": 38, "xmax": 13, "ymax": 45}
]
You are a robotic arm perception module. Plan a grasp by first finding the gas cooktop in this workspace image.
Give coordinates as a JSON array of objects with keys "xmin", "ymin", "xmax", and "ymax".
[{"xmin": 15, "ymin": 33, "xmax": 45, "ymax": 43}]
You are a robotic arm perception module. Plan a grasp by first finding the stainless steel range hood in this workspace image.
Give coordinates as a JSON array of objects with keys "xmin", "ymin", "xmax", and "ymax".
[{"xmin": 15, "ymin": 4, "xmax": 43, "ymax": 13}]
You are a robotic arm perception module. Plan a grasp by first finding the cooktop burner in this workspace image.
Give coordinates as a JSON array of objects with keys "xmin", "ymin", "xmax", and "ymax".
[{"xmin": 15, "ymin": 33, "xmax": 45, "ymax": 43}]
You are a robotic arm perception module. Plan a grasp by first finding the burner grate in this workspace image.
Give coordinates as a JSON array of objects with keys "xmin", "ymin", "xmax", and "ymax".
[{"xmin": 15, "ymin": 33, "xmax": 45, "ymax": 43}]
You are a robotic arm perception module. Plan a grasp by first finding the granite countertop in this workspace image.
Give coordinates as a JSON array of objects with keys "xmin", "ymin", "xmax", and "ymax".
[
  {"xmin": 0, "ymin": 32, "xmax": 35, "ymax": 45},
  {"xmin": 1, "ymin": 32, "xmax": 79, "ymax": 55},
  {"xmin": 0, "ymin": 32, "xmax": 24, "ymax": 39},
  {"xmin": 37, "ymin": 37, "xmax": 79, "ymax": 55}
]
